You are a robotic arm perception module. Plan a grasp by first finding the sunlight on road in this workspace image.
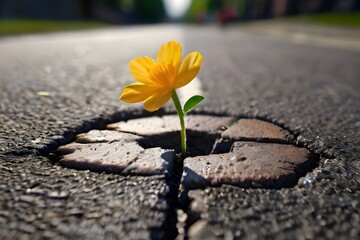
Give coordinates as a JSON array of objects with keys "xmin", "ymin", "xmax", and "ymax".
[
  {"xmin": 178, "ymin": 77, "xmax": 203, "ymax": 105},
  {"xmin": 163, "ymin": 0, "xmax": 191, "ymax": 19}
]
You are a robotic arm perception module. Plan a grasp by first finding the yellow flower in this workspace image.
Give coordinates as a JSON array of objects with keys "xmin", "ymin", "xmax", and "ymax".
[{"xmin": 120, "ymin": 40, "xmax": 203, "ymax": 112}]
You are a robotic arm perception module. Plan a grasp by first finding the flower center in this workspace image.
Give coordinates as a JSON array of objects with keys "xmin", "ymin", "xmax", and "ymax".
[{"xmin": 149, "ymin": 62, "xmax": 177, "ymax": 90}]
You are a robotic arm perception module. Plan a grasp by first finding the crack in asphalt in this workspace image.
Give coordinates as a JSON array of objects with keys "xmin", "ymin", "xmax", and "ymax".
[{"xmin": 40, "ymin": 112, "xmax": 322, "ymax": 240}]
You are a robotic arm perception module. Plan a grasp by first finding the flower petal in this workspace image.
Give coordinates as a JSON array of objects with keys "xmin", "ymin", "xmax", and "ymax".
[
  {"xmin": 175, "ymin": 52, "xmax": 203, "ymax": 88},
  {"xmin": 148, "ymin": 62, "xmax": 177, "ymax": 89},
  {"xmin": 120, "ymin": 83, "xmax": 157, "ymax": 103},
  {"xmin": 129, "ymin": 57, "xmax": 157, "ymax": 85},
  {"xmin": 143, "ymin": 90, "xmax": 172, "ymax": 112},
  {"xmin": 157, "ymin": 41, "xmax": 181, "ymax": 70}
]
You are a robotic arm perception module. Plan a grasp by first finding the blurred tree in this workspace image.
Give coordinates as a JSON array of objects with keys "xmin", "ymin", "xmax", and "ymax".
[
  {"xmin": 78, "ymin": 0, "xmax": 93, "ymax": 19},
  {"xmin": 318, "ymin": 0, "xmax": 336, "ymax": 12},
  {"xmin": 101, "ymin": 0, "xmax": 119, "ymax": 9},
  {"xmin": 272, "ymin": 0, "xmax": 287, "ymax": 17},
  {"xmin": 354, "ymin": 0, "xmax": 360, "ymax": 10},
  {"xmin": 237, "ymin": 0, "xmax": 247, "ymax": 19},
  {"xmin": 262, "ymin": 0, "xmax": 274, "ymax": 19},
  {"xmin": 185, "ymin": 0, "xmax": 209, "ymax": 22},
  {"xmin": 208, "ymin": 0, "xmax": 222, "ymax": 12},
  {"xmin": 286, "ymin": 0, "xmax": 300, "ymax": 15},
  {"xmin": 133, "ymin": 0, "xmax": 165, "ymax": 23}
]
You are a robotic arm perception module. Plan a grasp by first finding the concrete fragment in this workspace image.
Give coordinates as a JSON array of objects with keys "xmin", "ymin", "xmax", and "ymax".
[
  {"xmin": 182, "ymin": 141, "xmax": 316, "ymax": 189},
  {"xmin": 107, "ymin": 115, "xmax": 233, "ymax": 136},
  {"xmin": 221, "ymin": 119, "xmax": 292, "ymax": 142},
  {"xmin": 75, "ymin": 130, "xmax": 139, "ymax": 143},
  {"xmin": 57, "ymin": 131, "xmax": 174, "ymax": 176},
  {"xmin": 107, "ymin": 116, "xmax": 173, "ymax": 136},
  {"xmin": 183, "ymin": 115, "xmax": 233, "ymax": 133},
  {"xmin": 122, "ymin": 148, "xmax": 175, "ymax": 175}
]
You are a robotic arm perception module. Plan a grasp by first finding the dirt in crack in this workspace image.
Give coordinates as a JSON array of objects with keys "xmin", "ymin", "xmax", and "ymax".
[{"xmin": 137, "ymin": 131, "xmax": 219, "ymax": 157}]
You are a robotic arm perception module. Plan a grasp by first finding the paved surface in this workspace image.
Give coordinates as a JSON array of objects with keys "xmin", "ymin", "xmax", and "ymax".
[{"xmin": 0, "ymin": 23, "xmax": 359, "ymax": 239}]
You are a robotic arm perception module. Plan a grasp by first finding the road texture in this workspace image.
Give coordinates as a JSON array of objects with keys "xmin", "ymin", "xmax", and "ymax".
[{"xmin": 0, "ymin": 23, "xmax": 359, "ymax": 239}]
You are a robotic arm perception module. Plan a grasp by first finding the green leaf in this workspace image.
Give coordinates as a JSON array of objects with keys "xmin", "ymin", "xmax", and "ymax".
[{"xmin": 183, "ymin": 95, "xmax": 204, "ymax": 114}]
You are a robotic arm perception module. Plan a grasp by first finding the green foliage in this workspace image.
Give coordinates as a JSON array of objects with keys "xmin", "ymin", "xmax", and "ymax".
[
  {"xmin": 293, "ymin": 12, "xmax": 360, "ymax": 27},
  {"xmin": 185, "ymin": 0, "xmax": 209, "ymax": 22},
  {"xmin": 0, "ymin": 20, "xmax": 108, "ymax": 36},
  {"xmin": 183, "ymin": 95, "xmax": 204, "ymax": 114}
]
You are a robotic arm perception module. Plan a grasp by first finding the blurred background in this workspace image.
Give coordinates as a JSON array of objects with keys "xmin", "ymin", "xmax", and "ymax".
[{"xmin": 0, "ymin": 0, "xmax": 359, "ymax": 36}]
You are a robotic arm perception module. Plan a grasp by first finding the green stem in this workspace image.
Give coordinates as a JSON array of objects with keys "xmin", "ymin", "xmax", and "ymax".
[{"xmin": 171, "ymin": 90, "xmax": 186, "ymax": 157}]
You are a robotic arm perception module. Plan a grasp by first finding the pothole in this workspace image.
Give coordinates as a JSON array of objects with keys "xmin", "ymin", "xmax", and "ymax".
[
  {"xmin": 52, "ymin": 114, "xmax": 318, "ymax": 189},
  {"xmin": 50, "ymin": 114, "xmax": 320, "ymax": 240}
]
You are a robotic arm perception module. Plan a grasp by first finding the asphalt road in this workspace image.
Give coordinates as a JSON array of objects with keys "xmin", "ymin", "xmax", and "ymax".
[{"xmin": 0, "ymin": 24, "xmax": 359, "ymax": 239}]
